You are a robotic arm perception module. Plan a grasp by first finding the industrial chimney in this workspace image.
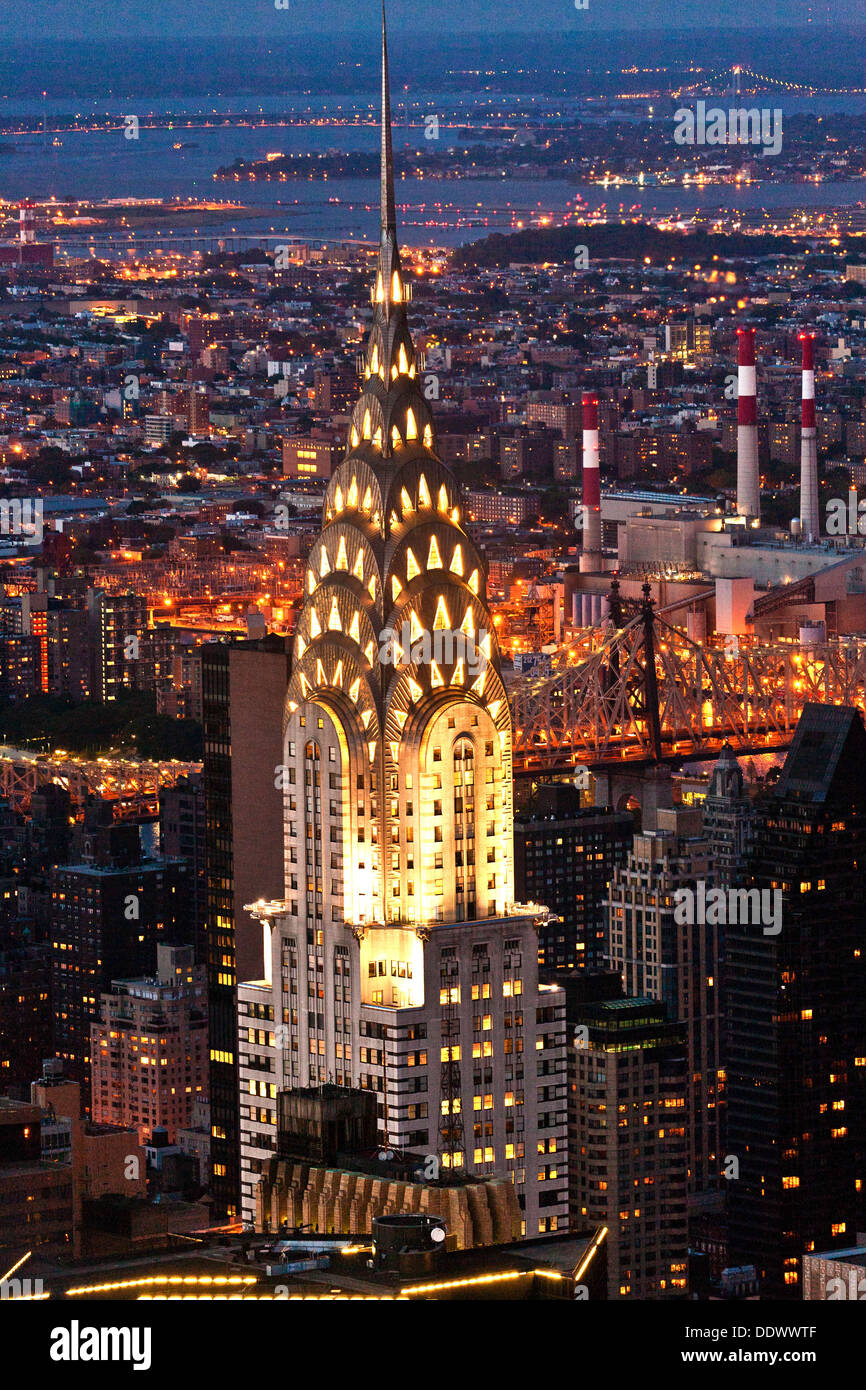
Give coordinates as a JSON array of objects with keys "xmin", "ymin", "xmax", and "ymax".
[
  {"xmin": 579, "ymin": 392, "xmax": 603, "ymax": 573},
  {"xmin": 735, "ymin": 327, "xmax": 760, "ymax": 523},
  {"xmin": 799, "ymin": 332, "xmax": 819, "ymax": 542},
  {"xmin": 18, "ymin": 202, "xmax": 35, "ymax": 246}
]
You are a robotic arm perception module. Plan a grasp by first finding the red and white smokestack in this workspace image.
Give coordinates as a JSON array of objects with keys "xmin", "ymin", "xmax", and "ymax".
[
  {"xmin": 579, "ymin": 392, "xmax": 602, "ymax": 572},
  {"xmin": 799, "ymin": 332, "xmax": 819, "ymax": 542},
  {"xmin": 735, "ymin": 327, "xmax": 760, "ymax": 522},
  {"xmin": 18, "ymin": 202, "xmax": 35, "ymax": 246}
]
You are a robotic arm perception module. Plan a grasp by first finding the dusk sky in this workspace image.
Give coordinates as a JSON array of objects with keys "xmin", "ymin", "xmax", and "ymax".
[{"xmin": 0, "ymin": 0, "xmax": 857, "ymax": 39}]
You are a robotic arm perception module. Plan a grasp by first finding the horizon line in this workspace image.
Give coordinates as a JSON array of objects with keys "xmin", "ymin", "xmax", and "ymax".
[{"xmin": 3, "ymin": 22, "xmax": 866, "ymax": 39}]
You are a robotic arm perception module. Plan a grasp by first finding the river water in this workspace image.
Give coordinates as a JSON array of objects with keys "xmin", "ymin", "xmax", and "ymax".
[{"xmin": 1, "ymin": 91, "xmax": 864, "ymax": 247}]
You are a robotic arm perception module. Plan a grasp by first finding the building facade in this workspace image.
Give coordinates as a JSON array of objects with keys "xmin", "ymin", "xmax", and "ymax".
[
  {"xmin": 202, "ymin": 635, "xmax": 292, "ymax": 1217},
  {"xmin": 86, "ymin": 588, "xmax": 151, "ymax": 701},
  {"xmin": 727, "ymin": 704, "xmax": 866, "ymax": 1296},
  {"xmin": 701, "ymin": 743, "xmax": 752, "ymax": 888},
  {"xmin": 50, "ymin": 856, "xmax": 190, "ymax": 1100},
  {"xmin": 605, "ymin": 807, "xmax": 723, "ymax": 1195},
  {"xmin": 91, "ymin": 944, "xmax": 208, "ymax": 1144},
  {"xmin": 567, "ymin": 992, "xmax": 690, "ymax": 1299},
  {"xmin": 515, "ymin": 784, "xmax": 633, "ymax": 972}
]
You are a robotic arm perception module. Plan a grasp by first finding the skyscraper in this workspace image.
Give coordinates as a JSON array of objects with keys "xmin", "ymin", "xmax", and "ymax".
[
  {"xmin": 727, "ymin": 704, "xmax": 866, "ymax": 1297},
  {"xmin": 236, "ymin": 7, "xmax": 567, "ymax": 1238},
  {"xmin": 568, "ymin": 988, "xmax": 689, "ymax": 1299},
  {"xmin": 50, "ymin": 854, "xmax": 190, "ymax": 1101},
  {"xmin": 701, "ymin": 742, "xmax": 752, "ymax": 889},
  {"xmin": 605, "ymin": 806, "xmax": 723, "ymax": 1195},
  {"xmin": 514, "ymin": 784, "xmax": 633, "ymax": 972},
  {"xmin": 159, "ymin": 773, "xmax": 207, "ymax": 965},
  {"xmin": 202, "ymin": 636, "xmax": 291, "ymax": 1218},
  {"xmin": 85, "ymin": 588, "xmax": 151, "ymax": 702}
]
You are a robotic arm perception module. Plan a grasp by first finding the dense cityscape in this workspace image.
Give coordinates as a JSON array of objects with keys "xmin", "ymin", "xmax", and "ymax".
[{"xmin": 2, "ymin": 0, "xmax": 866, "ymax": 1361}]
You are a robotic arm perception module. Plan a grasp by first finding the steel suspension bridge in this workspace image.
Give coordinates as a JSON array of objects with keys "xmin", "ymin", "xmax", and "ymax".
[{"xmin": 510, "ymin": 582, "xmax": 866, "ymax": 775}]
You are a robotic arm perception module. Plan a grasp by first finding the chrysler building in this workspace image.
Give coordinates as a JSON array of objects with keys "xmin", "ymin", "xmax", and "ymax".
[{"xmin": 237, "ymin": 5, "xmax": 568, "ymax": 1238}]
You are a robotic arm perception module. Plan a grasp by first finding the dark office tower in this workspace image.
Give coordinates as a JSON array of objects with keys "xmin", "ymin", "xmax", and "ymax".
[
  {"xmin": 605, "ymin": 807, "xmax": 722, "ymax": 1196},
  {"xmin": 701, "ymin": 742, "xmax": 751, "ymax": 888},
  {"xmin": 202, "ymin": 644, "xmax": 233, "ymax": 1214},
  {"xmin": 567, "ymin": 985, "xmax": 690, "ymax": 1299},
  {"xmin": 727, "ymin": 704, "xmax": 866, "ymax": 1298},
  {"xmin": 85, "ymin": 589, "xmax": 151, "ymax": 701},
  {"xmin": 0, "ymin": 935, "xmax": 51, "ymax": 1094},
  {"xmin": 0, "ymin": 632, "xmax": 39, "ymax": 698},
  {"xmin": 0, "ymin": 1097, "xmax": 74, "ymax": 1258},
  {"xmin": 202, "ymin": 636, "xmax": 290, "ymax": 1219},
  {"xmin": 50, "ymin": 855, "xmax": 189, "ymax": 1102},
  {"xmin": 22, "ymin": 786, "xmax": 72, "ymax": 931},
  {"xmin": 46, "ymin": 604, "xmax": 89, "ymax": 700},
  {"xmin": 159, "ymin": 773, "xmax": 207, "ymax": 965},
  {"xmin": 514, "ymin": 785, "xmax": 633, "ymax": 971}
]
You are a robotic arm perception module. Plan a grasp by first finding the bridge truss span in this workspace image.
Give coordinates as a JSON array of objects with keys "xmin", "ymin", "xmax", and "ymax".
[{"xmin": 511, "ymin": 608, "xmax": 866, "ymax": 772}]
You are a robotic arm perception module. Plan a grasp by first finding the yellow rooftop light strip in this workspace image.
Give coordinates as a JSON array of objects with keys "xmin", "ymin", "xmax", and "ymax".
[
  {"xmin": 0, "ymin": 1252, "xmax": 31, "ymax": 1284},
  {"xmin": 402, "ymin": 1270, "xmax": 531, "ymax": 1296},
  {"xmin": 66, "ymin": 1274, "xmax": 257, "ymax": 1296},
  {"xmin": 140, "ymin": 1293, "xmax": 408, "ymax": 1301},
  {"xmin": 574, "ymin": 1226, "xmax": 609, "ymax": 1285}
]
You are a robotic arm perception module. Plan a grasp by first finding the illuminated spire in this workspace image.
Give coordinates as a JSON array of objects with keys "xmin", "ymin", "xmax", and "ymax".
[
  {"xmin": 380, "ymin": 1, "xmax": 396, "ymax": 237},
  {"xmin": 282, "ymin": 5, "xmax": 514, "ymax": 945}
]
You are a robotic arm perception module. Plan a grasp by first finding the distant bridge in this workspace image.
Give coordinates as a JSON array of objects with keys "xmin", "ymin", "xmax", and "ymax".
[
  {"xmin": 683, "ymin": 61, "xmax": 866, "ymax": 98},
  {"xmin": 0, "ymin": 747, "xmax": 201, "ymax": 818}
]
